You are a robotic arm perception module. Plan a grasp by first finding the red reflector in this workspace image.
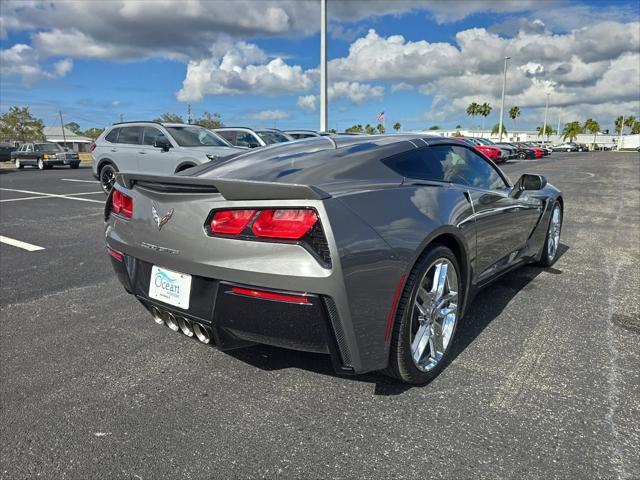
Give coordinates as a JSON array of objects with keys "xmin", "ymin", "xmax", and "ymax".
[
  {"xmin": 252, "ymin": 209, "xmax": 318, "ymax": 239},
  {"xmin": 210, "ymin": 209, "xmax": 256, "ymax": 235},
  {"xmin": 106, "ymin": 246, "xmax": 123, "ymax": 261},
  {"xmin": 230, "ymin": 286, "xmax": 310, "ymax": 304},
  {"xmin": 112, "ymin": 190, "xmax": 133, "ymax": 218}
]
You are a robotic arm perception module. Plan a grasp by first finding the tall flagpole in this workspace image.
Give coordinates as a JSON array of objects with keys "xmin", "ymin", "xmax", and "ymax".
[
  {"xmin": 320, "ymin": 0, "xmax": 328, "ymax": 132},
  {"xmin": 498, "ymin": 56, "xmax": 510, "ymax": 142}
]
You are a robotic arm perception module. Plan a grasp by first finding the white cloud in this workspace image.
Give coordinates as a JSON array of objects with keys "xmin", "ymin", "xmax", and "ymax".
[
  {"xmin": 329, "ymin": 81, "xmax": 384, "ymax": 104},
  {"xmin": 247, "ymin": 110, "xmax": 290, "ymax": 121},
  {"xmin": 0, "ymin": 44, "xmax": 73, "ymax": 83},
  {"xmin": 176, "ymin": 43, "xmax": 312, "ymax": 101},
  {"xmin": 297, "ymin": 95, "xmax": 317, "ymax": 111}
]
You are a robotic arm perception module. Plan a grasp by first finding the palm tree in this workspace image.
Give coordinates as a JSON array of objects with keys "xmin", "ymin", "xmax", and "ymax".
[
  {"xmin": 491, "ymin": 123, "xmax": 507, "ymax": 136},
  {"xmin": 376, "ymin": 123, "xmax": 385, "ymax": 134},
  {"xmin": 562, "ymin": 121, "xmax": 583, "ymax": 142},
  {"xmin": 509, "ymin": 106, "xmax": 521, "ymax": 132},
  {"xmin": 583, "ymin": 118, "xmax": 600, "ymax": 149},
  {"xmin": 478, "ymin": 102, "xmax": 492, "ymax": 133},
  {"xmin": 364, "ymin": 124, "xmax": 375, "ymax": 135},
  {"xmin": 466, "ymin": 102, "xmax": 479, "ymax": 130},
  {"xmin": 393, "ymin": 122, "xmax": 401, "ymax": 132},
  {"xmin": 624, "ymin": 116, "xmax": 636, "ymax": 130},
  {"xmin": 536, "ymin": 125, "xmax": 554, "ymax": 138},
  {"xmin": 614, "ymin": 115, "xmax": 625, "ymax": 135}
]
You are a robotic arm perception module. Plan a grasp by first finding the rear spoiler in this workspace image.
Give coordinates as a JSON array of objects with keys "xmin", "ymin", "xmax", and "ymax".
[{"xmin": 116, "ymin": 173, "xmax": 330, "ymax": 201}]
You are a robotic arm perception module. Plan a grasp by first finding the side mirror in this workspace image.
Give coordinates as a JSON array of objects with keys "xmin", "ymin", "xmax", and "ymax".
[
  {"xmin": 511, "ymin": 174, "xmax": 547, "ymax": 198},
  {"xmin": 154, "ymin": 138, "xmax": 171, "ymax": 151}
]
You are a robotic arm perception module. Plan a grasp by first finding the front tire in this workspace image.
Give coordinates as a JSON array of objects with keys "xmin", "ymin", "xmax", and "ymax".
[
  {"xmin": 70, "ymin": 162, "xmax": 80, "ymax": 169},
  {"xmin": 385, "ymin": 245, "xmax": 461, "ymax": 384},
  {"xmin": 99, "ymin": 164, "xmax": 117, "ymax": 194},
  {"xmin": 15, "ymin": 159, "xmax": 23, "ymax": 169},
  {"xmin": 538, "ymin": 201, "xmax": 562, "ymax": 267}
]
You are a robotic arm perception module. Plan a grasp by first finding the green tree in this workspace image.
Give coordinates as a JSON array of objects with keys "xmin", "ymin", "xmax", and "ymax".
[
  {"xmin": 614, "ymin": 115, "xmax": 625, "ymax": 134},
  {"xmin": 536, "ymin": 124, "xmax": 554, "ymax": 138},
  {"xmin": 455, "ymin": 124, "xmax": 462, "ymax": 129},
  {"xmin": 345, "ymin": 124, "xmax": 363, "ymax": 133},
  {"xmin": 194, "ymin": 111, "xmax": 223, "ymax": 129},
  {"xmin": 466, "ymin": 102, "xmax": 479, "ymax": 128},
  {"xmin": 583, "ymin": 118, "xmax": 600, "ymax": 148},
  {"xmin": 83, "ymin": 127, "xmax": 104, "ymax": 139},
  {"xmin": 376, "ymin": 123, "xmax": 385, "ymax": 134},
  {"xmin": 478, "ymin": 102, "xmax": 492, "ymax": 133},
  {"xmin": 428, "ymin": 125, "xmax": 440, "ymax": 130},
  {"xmin": 365, "ymin": 124, "xmax": 375, "ymax": 135},
  {"xmin": 0, "ymin": 106, "xmax": 45, "ymax": 142},
  {"xmin": 508, "ymin": 106, "xmax": 521, "ymax": 131},
  {"xmin": 491, "ymin": 123, "xmax": 507, "ymax": 136},
  {"xmin": 328, "ymin": 128, "xmax": 337, "ymax": 134},
  {"xmin": 153, "ymin": 112, "xmax": 184, "ymax": 123},
  {"xmin": 393, "ymin": 122, "xmax": 401, "ymax": 132},
  {"xmin": 631, "ymin": 121, "xmax": 640, "ymax": 134},
  {"xmin": 624, "ymin": 116, "xmax": 636, "ymax": 130},
  {"xmin": 65, "ymin": 122, "xmax": 81, "ymax": 134},
  {"xmin": 562, "ymin": 121, "xmax": 583, "ymax": 142}
]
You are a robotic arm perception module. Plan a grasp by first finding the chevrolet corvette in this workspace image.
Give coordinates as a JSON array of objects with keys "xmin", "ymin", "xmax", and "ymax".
[{"xmin": 105, "ymin": 135, "xmax": 563, "ymax": 384}]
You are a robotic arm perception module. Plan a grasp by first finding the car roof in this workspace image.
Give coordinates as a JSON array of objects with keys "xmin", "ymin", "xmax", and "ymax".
[{"xmin": 188, "ymin": 134, "xmax": 464, "ymax": 192}]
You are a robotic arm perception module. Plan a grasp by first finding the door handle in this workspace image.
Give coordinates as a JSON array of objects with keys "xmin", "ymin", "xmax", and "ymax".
[
  {"xmin": 110, "ymin": 149, "xmax": 117, "ymax": 152},
  {"xmin": 138, "ymin": 151, "xmax": 146, "ymax": 154}
]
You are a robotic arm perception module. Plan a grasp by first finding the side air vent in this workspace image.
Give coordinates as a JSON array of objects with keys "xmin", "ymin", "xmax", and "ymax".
[{"xmin": 136, "ymin": 181, "xmax": 219, "ymax": 194}]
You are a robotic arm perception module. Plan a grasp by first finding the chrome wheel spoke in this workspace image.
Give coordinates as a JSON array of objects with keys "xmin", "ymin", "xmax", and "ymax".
[
  {"xmin": 411, "ymin": 323, "xmax": 431, "ymax": 364},
  {"xmin": 429, "ymin": 321, "xmax": 444, "ymax": 358},
  {"xmin": 431, "ymin": 262, "xmax": 448, "ymax": 301}
]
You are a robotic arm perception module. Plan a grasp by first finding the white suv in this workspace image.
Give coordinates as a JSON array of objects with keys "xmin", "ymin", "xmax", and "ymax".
[{"xmin": 92, "ymin": 122, "xmax": 242, "ymax": 193}]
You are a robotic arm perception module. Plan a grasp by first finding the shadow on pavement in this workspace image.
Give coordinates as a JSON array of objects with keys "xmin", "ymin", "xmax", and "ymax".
[{"xmin": 228, "ymin": 244, "xmax": 570, "ymax": 396}]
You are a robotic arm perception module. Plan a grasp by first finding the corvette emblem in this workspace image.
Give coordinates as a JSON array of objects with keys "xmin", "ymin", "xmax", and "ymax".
[{"xmin": 152, "ymin": 203, "xmax": 174, "ymax": 231}]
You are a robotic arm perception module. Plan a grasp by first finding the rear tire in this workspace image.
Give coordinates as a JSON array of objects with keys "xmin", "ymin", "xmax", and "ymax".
[
  {"xmin": 99, "ymin": 164, "xmax": 117, "ymax": 194},
  {"xmin": 38, "ymin": 158, "xmax": 45, "ymax": 170},
  {"xmin": 385, "ymin": 245, "xmax": 461, "ymax": 385},
  {"xmin": 70, "ymin": 162, "xmax": 80, "ymax": 169},
  {"xmin": 538, "ymin": 201, "xmax": 562, "ymax": 267},
  {"xmin": 15, "ymin": 159, "xmax": 23, "ymax": 169}
]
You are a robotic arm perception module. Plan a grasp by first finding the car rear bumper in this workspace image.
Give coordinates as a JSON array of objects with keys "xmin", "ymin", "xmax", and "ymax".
[{"xmin": 108, "ymin": 250, "xmax": 355, "ymax": 374}]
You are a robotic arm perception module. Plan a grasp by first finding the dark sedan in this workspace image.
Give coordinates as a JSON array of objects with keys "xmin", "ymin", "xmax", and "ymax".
[
  {"xmin": 0, "ymin": 142, "xmax": 16, "ymax": 161},
  {"xmin": 11, "ymin": 142, "xmax": 80, "ymax": 170},
  {"xmin": 105, "ymin": 135, "xmax": 563, "ymax": 384}
]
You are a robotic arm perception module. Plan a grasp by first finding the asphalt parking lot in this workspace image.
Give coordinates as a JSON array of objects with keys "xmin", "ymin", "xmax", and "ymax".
[{"xmin": 1, "ymin": 153, "xmax": 639, "ymax": 479}]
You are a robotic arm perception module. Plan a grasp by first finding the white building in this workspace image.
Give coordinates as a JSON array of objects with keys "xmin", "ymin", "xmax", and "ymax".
[{"xmin": 44, "ymin": 126, "xmax": 93, "ymax": 152}]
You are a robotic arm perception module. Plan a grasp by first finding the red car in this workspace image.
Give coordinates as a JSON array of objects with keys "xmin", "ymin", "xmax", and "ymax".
[
  {"xmin": 454, "ymin": 137, "xmax": 503, "ymax": 163},
  {"xmin": 514, "ymin": 142, "xmax": 543, "ymax": 158}
]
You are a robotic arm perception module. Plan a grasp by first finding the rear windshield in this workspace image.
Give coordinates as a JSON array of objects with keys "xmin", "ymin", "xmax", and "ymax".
[
  {"xmin": 256, "ymin": 131, "xmax": 291, "ymax": 144},
  {"xmin": 165, "ymin": 126, "xmax": 229, "ymax": 147},
  {"xmin": 34, "ymin": 143, "xmax": 63, "ymax": 152}
]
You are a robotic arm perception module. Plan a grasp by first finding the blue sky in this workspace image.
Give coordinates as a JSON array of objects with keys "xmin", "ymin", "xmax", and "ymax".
[{"xmin": 1, "ymin": 0, "xmax": 638, "ymax": 133}]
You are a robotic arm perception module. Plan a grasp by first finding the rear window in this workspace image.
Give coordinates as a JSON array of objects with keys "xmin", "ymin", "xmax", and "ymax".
[
  {"xmin": 117, "ymin": 127, "xmax": 142, "ymax": 144},
  {"xmin": 105, "ymin": 128, "xmax": 120, "ymax": 143}
]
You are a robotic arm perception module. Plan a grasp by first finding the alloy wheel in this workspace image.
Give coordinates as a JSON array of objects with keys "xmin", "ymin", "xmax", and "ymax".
[
  {"xmin": 101, "ymin": 167, "xmax": 116, "ymax": 193},
  {"xmin": 410, "ymin": 258, "xmax": 458, "ymax": 372},
  {"xmin": 547, "ymin": 205, "xmax": 562, "ymax": 260}
]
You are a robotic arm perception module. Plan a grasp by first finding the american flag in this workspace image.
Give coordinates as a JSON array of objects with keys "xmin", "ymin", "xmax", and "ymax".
[{"xmin": 375, "ymin": 111, "xmax": 385, "ymax": 121}]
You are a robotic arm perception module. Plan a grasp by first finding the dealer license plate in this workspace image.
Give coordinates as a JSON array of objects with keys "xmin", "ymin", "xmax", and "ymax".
[{"xmin": 148, "ymin": 265, "xmax": 192, "ymax": 309}]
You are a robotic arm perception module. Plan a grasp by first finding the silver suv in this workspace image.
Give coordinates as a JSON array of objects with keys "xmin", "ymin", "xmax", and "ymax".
[
  {"xmin": 213, "ymin": 127, "xmax": 293, "ymax": 148},
  {"xmin": 92, "ymin": 121, "xmax": 242, "ymax": 193}
]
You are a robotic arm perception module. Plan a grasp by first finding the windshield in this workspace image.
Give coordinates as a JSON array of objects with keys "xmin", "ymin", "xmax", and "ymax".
[
  {"xmin": 165, "ymin": 126, "xmax": 230, "ymax": 147},
  {"xmin": 34, "ymin": 143, "xmax": 63, "ymax": 152},
  {"xmin": 256, "ymin": 131, "xmax": 291, "ymax": 145}
]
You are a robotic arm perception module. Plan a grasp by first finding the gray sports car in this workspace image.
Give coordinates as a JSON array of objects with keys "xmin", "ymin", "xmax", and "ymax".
[{"xmin": 105, "ymin": 135, "xmax": 563, "ymax": 384}]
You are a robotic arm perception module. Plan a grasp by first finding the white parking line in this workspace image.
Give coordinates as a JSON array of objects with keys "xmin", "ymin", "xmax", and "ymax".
[
  {"xmin": 0, "ymin": 235, "xmax": 45, "ymax": 251},
  {"xmin": 0, "ymin": 188, "xmax": 104, "ymax": 204},
  {"xmin": 61, "ymin": 178, "xmax": 100, "ymax": 184}
]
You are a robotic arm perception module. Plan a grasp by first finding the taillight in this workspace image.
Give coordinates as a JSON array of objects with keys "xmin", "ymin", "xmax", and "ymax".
[
  {"xmin": 230, "ymin": 286, "xmax": 310, "ymax": 304},
  {"xmin": 112, "ymin": 190, "xmax": 133, "ymax": 218},
  {"xmin": 210, "ymin": 209, "xmax": 256, "ymax": 235},
  {"xmin": 89, "ymin": 141, "xmax": 96, "ymax": 152},
  {"xmin": 252, "ymin": 209, "xmax": 318, "ymax": 239}
]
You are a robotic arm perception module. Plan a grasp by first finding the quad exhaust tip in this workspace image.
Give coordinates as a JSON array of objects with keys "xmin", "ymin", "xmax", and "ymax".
[
  {"xmin": 164, "ymin": 312, "xmax": 180, "ymax": 332},
  {"xmin": 193, "ymin": 323, "xmax": 211, "ymax": 344},
  {"xmin": 148, "ymin": 305, "xmax": 211, "ymax": 344},
  {"xmin": 177, "ymin": 316, "xmax": 194, "ymax": 337}
]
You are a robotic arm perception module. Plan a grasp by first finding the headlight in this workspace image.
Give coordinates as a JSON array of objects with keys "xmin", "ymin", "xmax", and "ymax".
[{"xmin": 43, "ymin": 153, "xmax": 55, "ymax": 159}]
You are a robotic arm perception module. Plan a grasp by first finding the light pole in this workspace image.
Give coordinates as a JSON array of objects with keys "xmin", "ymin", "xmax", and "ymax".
[
  {"xmin": 497, "ymin": 56, "xmax": 510, "ymax": 142},
  {"xmin": 541, "ymin": 92, "xmax": 550, "ymax": 143},
  {"xmin": 320, "ymin": 0, "xmax": 328, "ymax": 132}
]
